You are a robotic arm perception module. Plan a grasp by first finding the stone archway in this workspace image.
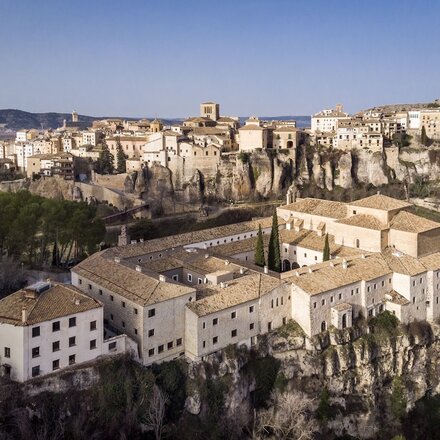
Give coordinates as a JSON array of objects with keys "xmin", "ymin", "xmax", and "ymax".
[
  {"xmin": 286, "ymin": 140, "xmax": 294, "ymax": 148},
  {"xmin": 283, "ymin": 259, "xmax": 291, "ymax": 272}
]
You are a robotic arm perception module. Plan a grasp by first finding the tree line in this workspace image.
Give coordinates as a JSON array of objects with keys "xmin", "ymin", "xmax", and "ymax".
[{"xmin": 0, "ymin": 191, "xmax": 105, "ymax": 267}]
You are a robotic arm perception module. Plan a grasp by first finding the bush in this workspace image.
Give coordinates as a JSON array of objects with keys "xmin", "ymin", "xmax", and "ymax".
[
  {"xmin": 246, "ymin": 355, "xmax": 280, "ymax": 407},
  {"xmin": 369, "ymin": 310, "xmax": 399, "ymax": 338}
]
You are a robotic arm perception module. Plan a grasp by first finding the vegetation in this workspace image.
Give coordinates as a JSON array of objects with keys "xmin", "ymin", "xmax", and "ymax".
[
  {"xmin": 316, "ymin": 387, "xmax": 334, "ymax": 422},
  {"xmin": 323, "ymin": 233, "xmax": 330, "ymax": 261},
  {"xmin": 390, "ymin": 376, "xmax": 407, "ymax": 421},
  {"xmin": 0, "ymin": 168, "xmax": 25, "ymax": 182},
  {"xmin": 95, "ymin": 140, "xmax": 114, "ymax": 174},
  {"xmin": 392, "ymin": 132, "xmax": 411, "ymax": 149},
  {"xmin": 368, "ymin": 310, "xmax": 400, "ymax": 340},
  {"xmin": 267, "ymin": 212, "xmax": 281, "ymax": 272},
  {"xmin": 254, "ymin": 224, "xmax": 265, "ymax": 267},
  {"xmin": 0, "ymin": 191, "xmax": 105, "ymax": 267},
  {"xmin": 421, "ymin": 126, "xmax": 430, "ymax": 146},
  {"xmin": 238, "ymin": 151, "xmax": 250, "ymax": 164},
  {"xmin": 116, "ymin": 137, "xmax": 128, "ymax": 173}
]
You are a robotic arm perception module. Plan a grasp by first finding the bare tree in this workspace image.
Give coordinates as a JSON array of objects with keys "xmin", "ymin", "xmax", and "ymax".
[
  {"xmin": 144, "ymin": 384, "xmax": 168, "ymax": 440},
  {"xmin": 254, "ymin": 391, "xmax": 318, "ymax": 440}
]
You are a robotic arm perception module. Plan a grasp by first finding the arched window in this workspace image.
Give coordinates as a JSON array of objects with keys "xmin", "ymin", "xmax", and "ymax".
[
  {"xmin": 321, "ymin": 321, "xmax": 326, "ymax": 332},
  {"xmin": 355, "ymin": 239, "xmax": 360, "ymax": 248},
  {"xmin": 342, "ymin": 314, "xmax": 347, "ymax": 329}
]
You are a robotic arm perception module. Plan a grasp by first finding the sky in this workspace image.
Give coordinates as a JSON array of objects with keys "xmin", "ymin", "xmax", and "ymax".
[{"xmin": 0, "ymin": 0, "xmax": 439, "ymax": 118}]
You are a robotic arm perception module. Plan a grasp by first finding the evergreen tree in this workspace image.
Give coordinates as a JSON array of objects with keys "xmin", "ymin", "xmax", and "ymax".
[
  {"xmin": 421, "ymin": 126, "xmax": 430, "ymax": 146},
  {"xmin": 255, "ymin": 224, "xmax": 265, "ymax": 267},
  {"xmin": 96, "ymin": 141, "xmax": 114, "ymax": 174},
  {"xmin": 268, "ymin": 212, "xmax": 281, "ymax": 272},
  {"xmin": 116, "ymin": 138, "xmax": 127, "ymax": 174},
  {"xmin": 323, "ymin": 233, "xmax": 330, "ymax": 261}
]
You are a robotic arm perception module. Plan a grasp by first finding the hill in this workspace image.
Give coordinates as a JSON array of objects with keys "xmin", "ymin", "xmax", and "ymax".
[{"xmin": 363, "ymin": 99, "xmax": 440, "ymax": 113}]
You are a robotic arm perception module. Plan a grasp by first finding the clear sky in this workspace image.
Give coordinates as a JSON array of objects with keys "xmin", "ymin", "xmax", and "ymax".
[{"xmin": 0, "ymin": 0, "xmax": 439, "ymax": 118}]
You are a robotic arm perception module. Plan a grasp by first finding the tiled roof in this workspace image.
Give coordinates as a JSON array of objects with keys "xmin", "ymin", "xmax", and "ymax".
[
  {"xmin": 386, "ymin": 290, "xmax": 410, "ymax": 305},
  {"xmin": 0, "ymin": 283, "xmax": 101, "ymax": 326},
  {"xmin": 350, "ymin": 194, "xmax": 412, "ymax": 211},
  {"xmin": 390, "ymin": 210, "xmax": 440, "ymax": 233},
  {"xmin": 106, "ymin": 217, "xmax": 284, "ymax": 260},
  {"xmin": 72, "ymin": 252, "xmax": 195, "ymax": 306},
  {"xmin": 239, "ymin": 125, "xmax": 264, "ymax": 131},
  {"xmin": 282, "ymin": 198, "xmax": 348, "ymax": 220},
  {"xmin": 186, "ymin": 273, "xmax": 283, "ymax": 316},
  {"xmin": 381, "ymin": 247, "xmax": 427, "ymax": 276},
  {"xmin": 287, "ymin": 254, "xmax": 392, "ymax": 295},
  {"xmin": 420, "ymin": 252, "xmax": 440, "ymax": 271},
  {"xmin": 335, "ymin": 214, "xmax": 388, "ymax": 230}
]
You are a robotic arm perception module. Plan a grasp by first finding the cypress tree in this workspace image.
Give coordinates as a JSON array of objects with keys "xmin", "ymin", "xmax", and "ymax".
[
  {"xmin": 96, "ymin": 140, "xmax": 114, "ymax": 174},
  {"xmin": 116, "ymin": 138, "xmax": 127, "ymax": 174},
  {"xmin": 255, "ymin": 224, "xmax": 265, "ymax": 267},
  {"xmin": 268, "ymin": 212, "xmax": 281, "ymax": 272},
  {"xmin": 323, "ymin": 233, "xmax": 330, "ymax": 261},
  {"xmin": 421, "ymin": 126, "xmax": 429, "ymax": 146}
]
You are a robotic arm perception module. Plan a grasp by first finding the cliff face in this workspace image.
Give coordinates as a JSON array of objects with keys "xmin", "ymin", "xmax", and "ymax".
[{"xmin": 184, "ymin": 321, "xmax": 440, "ymax": 439}]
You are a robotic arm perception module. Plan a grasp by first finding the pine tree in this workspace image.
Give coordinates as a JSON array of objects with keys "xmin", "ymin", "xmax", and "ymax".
[
  {"xmin": 268, "ymin": 212, "xmax": 281, "ymax": 272},
  {"xmin": 96, "ymin": 141, "xmax": 114, "ymax": 174},
  {"xmin": 323, "ymin": 233, "xmax": 330, "ymax": 261},
  {"xmin": 116, "ymin": 138, "xmax": 127, "ymax": 174},
  {"xmin": 421, "ymin": 126, "xmax": 429, "ymax": 146},
  {"xmin": 255, "ymin": 224, "xmax": 265, "ymax": 267}
]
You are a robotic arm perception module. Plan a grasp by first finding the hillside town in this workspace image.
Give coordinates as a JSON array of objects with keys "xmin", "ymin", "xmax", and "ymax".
[{"xmin": 1, "ymin": 101, "xmax": 439, "ymax": 184}]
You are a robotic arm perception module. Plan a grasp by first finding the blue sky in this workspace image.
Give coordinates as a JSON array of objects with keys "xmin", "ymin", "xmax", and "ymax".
[{"xmin": 0, "ymin": 0, "xmax": 439, "ymax": 117}]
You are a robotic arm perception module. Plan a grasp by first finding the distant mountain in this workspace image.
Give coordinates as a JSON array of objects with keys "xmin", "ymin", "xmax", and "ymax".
[
  {"xmin": 0, "ymin": 109, "xmax": 312, "ymax": 137},
  {"xmin": 0, "ymin": 109, "xmax": 100, "ymax": 132}
]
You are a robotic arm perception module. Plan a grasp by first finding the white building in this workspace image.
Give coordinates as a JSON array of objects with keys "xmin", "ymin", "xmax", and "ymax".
[{"xmin": 0, "ymin": 282, "xmax": 135, "ymax": 382}]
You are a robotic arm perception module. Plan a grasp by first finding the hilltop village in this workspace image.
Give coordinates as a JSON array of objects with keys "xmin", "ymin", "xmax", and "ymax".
[
  {"xmin": 2, "ymin": 190, "xmax": 440, "ymax": 381},
  {"xmin": 1, "ymin": 101, "xmax": 439, "ymax": 194}
]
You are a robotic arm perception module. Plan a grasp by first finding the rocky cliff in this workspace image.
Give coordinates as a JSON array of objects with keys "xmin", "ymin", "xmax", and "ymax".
[{"xmin": 3, "ymin": 318, "xmax": 439, "ymax": 439}]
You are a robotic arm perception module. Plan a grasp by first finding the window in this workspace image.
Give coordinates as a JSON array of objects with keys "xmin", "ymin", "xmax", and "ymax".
[
  {"xmin": 110, "ymin": 314, "xmax": 114, "ymax": 321},
  {"xmin": 90, "ymin": 339, "xmax": 97, "ymax": 350},
  {"xmin": 122, "ymin": 321, "xmax": 126, "ymax": 328},
  {"xmin": 109, "ymin": 341, "xmax": 117, "ymax": 351},
  {"xmin": 213, "ymin": 336, "xmax": 218, "ymax": 344},
  {"xmin": 32, "ymin": 347, "xmax": 40, "ymax": 358},
  {"xmin": 268, "ymin": 322, "xmax": 272, "ymax": 331},
  {"xmin": 250, "ymin": 323, "xmax": 255, "ymax": 330},
  {"xmin": 135, "ymin": 329, "xmax": 138, "ymax": 335},
  {"xmin": 69, "ymin": 336, "xmax": 76, "ymax": 347},
  {"xmin": 172, "ymin": 275, "xmax": 178, "ymax": 281},
  {"xmin": 4, "ymin": 347, "xmax": 10, "ymax": 358},
  {"xmin": 158, "ymin": 345, "xmax": 164, "ymax": 353},
  {"xmin": 69, "ymin": 317, "xmax": 76, "ymax": 328},
  {"xmin": 32, "ymin": 326, "xmax": 40, "ymax": 338},
  {"xmin": 148, "ymin": 329, "xmax": 155, "ymax": 337},
  {"xmin": 249, "ymin": 306, "xmax": 254, "ymax": 313},
  {"xmin": 176, "ymin": 338, "xmax": 182, "ymax": 346},
  {"xmin": 213, "ymin": 318, "xmax": 218, "ymax": 326},
  {"xmin": 122, "ymin": 301, "xmax": 126, "ymax": 308},
  {"xmin": 52, "ymin": 341, "xmax": 60, "ymax": 352},
  {"xmin": 188, "ymin": 274, "xmax": 193, "ymax": 282},
  {"xmin": 271, "ymin": 299, "xmax": 274, "ymax": 308},
  {"xmin": 338, "ymin": 293, "xmax": 342, "ymax": 300},
  {"xmin": 321, "ymin": 299, "xmax": 326, "ymax": 306},
  {"xmin": 330, "ymin": 296, "xmax": 334, "ymax": 303},
  {"xmin": 367, "ymin": 286, "xmax": 371, "ymax": 292},
  {"xmin": 283, "ymin": 317, "xmax": 287, "ymax": 325},
  {"xmin": 90, "ymin": 321, "xmax": 97, "ymax": 331},
  {"xmin": 32, "ymin": 366, "xmax": 40, "ymax": 377},
  {"xmin": 202, "ymin": 322, "xmax": 206, "ymax": 329},
  {"xmin": 110, "ymin": 295, "xmax": 114, "ymax": 301},
  {"xmin": 69, "ymin": 354, "xmax": 76, "ymax": 365},
  {"xmin": 198, "ymin": 278, "xmax": 203, "ymax": 284},
  {"xmin": 79, "ymin": 279, "xmax": 82, "ymax": 285},
  {"xmin": 52, "ymin": 359, "xmax": 60, "ymax": 371},
  {"xmin": 52, "ymin": 321, "xmax": 60, "ymax": 332},
  {"xmin": 167, "ymin": 341, "xmax": 173, "ymax": 350},
  {"xmin": 231, "ymin": 311, "xmax": 236, "ymax": 319},
  {"xmin": 382, "ymin": 281, "xmax": 385, "ymax": 287},
  {"xmin": 134, "ymin": 308, "xmax": 138, "ymax": 315},
  {"xmin": 148, "ymin": 309, "xmax": 156, "ymax": 318},
  {"xmin": 99, "ymin": 289, "xmax": 103, "ymax": 295},
  {"xmin": 413, "ymin": 297, "xmax": 416, "ymax": 304},
  {"xmin": 231, "ymin": 329, "xmax": 237, "ymax": 337},
  {"xmin": 149, "ymin": 348, "xmax": 155, "ymax": 357},
  {"xmin": 88, "ymin": 284, "xmax": 92, "ymax": 290},
  {"xmin": 313, "ymin": 302, "xmax": 317, "ymax": 309},
  {"xmin": 203, "ymin": 341, "xmax": 206, "ymax": 348}
]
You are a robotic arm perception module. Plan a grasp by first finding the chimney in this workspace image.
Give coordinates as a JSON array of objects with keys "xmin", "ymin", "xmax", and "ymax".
[
  {"xmin": 139, "ymin": 238, "xmax": 144, "ymax": 243},
  {"xmin": 159, "ymin": 274, "xmax": 166, "ymax": 282},
  {"xmin": 239, "ymin": 267, "xmax": 245, "ymax": 274},
  {"xmin": 308, "ymin": 268, "xmax": 313, "ymax": 273},
  {"xmin": 264, "ymin": 266, "xmax": 269, "ymax": 274},
  {"xmin": 73, "ymin": 296, "xmax": 80, "ymax": 306},
  {"xmin": 135, "ymin": 265, "xmax": 142, "ymax": 272},
  {"xmin": 286, "ymin": 221, "xmax": 293, "ymax": 231},
  {"xmin": 342, "ymin": 259, "xmax": 348, "ymax": 269},
  {"xmin": 361, "ymin": 254, "xmax": 366, "ymax": 259},
  {"xmin": 22, "ymin": 307, "xmax": 28, "ymax": 324},
  {"xmin": 377, "ymin": 190, "xmax": 381, "ymax": 195},
  {"xmin": 220, "ymin": 282, "xmax": 228, "ymax": 288},
  {"xmin": 114, "ymin": 257, "xmax": 120, "ymax": 263},
  {"xmin": 224, "ymin": 260, "xmax": 230, "ymax": 266}
]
